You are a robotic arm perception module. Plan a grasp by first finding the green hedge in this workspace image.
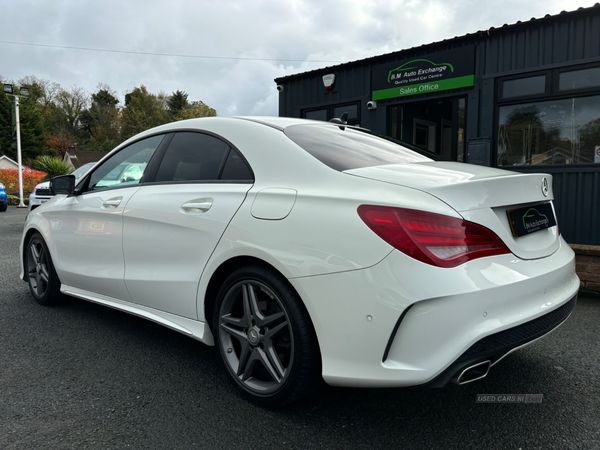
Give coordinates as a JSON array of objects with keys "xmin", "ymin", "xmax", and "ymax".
[{"xmin": 7, "ymin": 195, "xmax": 29, "ymax": 206}]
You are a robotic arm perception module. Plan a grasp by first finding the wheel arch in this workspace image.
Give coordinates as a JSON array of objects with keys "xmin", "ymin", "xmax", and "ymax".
[
  {"xmin": 202, "ymin": 255, "xmax": 322, "ymax": 359},
  {"xmin": 22, "ymin": 227, "xmax": 44, "ymax": 282}
]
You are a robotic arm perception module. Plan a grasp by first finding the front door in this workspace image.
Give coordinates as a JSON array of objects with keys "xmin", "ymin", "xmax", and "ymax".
[{"xmin": 49, "ymin": 135, "xmax": 164, "ymax": 300}]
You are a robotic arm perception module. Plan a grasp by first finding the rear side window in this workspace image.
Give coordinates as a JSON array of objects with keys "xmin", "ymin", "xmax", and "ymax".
[
  {"xmin": 221, "ymin": 149, "xmax": 253, "ymax": 180},
  {"xmin": 155, "ymin": 132, "xmax": 254, "ymax": 183},
  {"xmin": 155, "ymin": 132, "xmax": 230, "ymax": 182},
  {"xmin": 284, "ymin": 124, "xmax": 434, "ymax": 171}
]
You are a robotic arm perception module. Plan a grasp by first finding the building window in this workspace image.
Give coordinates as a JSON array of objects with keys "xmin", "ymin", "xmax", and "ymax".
[
  {"xmin": 497, "ymin": 63, "xmax": 600, "ymax": 166},
  {"xmin": 303, "ymin": 102, "xmax": 361, "ymax": 126},
  {"xmin": 333, "ymin": 104, "xmax": 358, "ymax": 121},
  {"xmin": 501, "ymin": 75, "xmax": 546, "ymax": 99},
  {"xmin": 559, "ymin": 67, "xmax": 600, "ymax": 91},
  {"xmin": 497, "ymin": 95, "xmax": 600, "ymax": 166},
  {"xmin": 304, "ymin": 109, "xmax": 328, "ymax": 121}
]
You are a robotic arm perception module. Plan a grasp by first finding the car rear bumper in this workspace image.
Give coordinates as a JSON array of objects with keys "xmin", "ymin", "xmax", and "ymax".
[
  {"xmin": 289, "ymin": 237, "xmax": 579, "ymax": 388},
  {"xmin": 419, "ymin": 293, "xmax": 577, "ymax": 387}
]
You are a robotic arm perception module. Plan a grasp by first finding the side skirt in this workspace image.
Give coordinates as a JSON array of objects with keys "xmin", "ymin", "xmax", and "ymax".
[{"xmin": 61, "ymin": 285, "xmax": 215, "ymax": 346}]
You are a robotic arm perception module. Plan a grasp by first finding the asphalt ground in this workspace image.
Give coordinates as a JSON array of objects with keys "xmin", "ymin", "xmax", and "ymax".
[{"xmin": 1, "ymin": 206, "xmax": 599, "ymax": 449}]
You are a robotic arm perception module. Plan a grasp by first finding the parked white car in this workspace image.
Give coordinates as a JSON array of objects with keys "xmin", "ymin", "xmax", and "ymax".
[
  {"xmin": 20, "ymin": 117, "xmax": 579, "ymax": 406},
  {"xmin": 28, "ymin": 162, "xmax": 97, "ymax": 212}
]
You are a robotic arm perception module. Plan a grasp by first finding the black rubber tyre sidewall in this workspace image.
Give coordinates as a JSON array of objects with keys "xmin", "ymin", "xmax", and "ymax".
[{"xmin": 26, "ymin": 232, "xmax": 64, "ymax": 306}]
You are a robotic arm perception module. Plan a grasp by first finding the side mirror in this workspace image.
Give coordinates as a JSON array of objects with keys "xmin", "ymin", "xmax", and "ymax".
[{"xmin": 50, "ymin": 175, "xmax": 76, "ymax": 196}]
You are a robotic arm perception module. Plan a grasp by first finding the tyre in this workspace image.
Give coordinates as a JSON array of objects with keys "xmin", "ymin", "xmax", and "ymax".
[
  {"xmin": 0, "ymin": 202, "xmax": 7, "ymax": 212},
  {"xmin": 25, "ymin": 232, "xmax": 63, "ymax": 306},
  {"xmin": 213, "ymin": 265, "xmax": 321, "ymax": 407}
]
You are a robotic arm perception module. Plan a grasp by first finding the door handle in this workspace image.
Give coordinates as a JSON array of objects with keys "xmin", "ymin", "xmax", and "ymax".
[
  {"xmin": 181, "ymin": 198, "xmax": 213, "ymax": 213},
  {"xmin": 102, "ymin": 197, "xmax": 123, "ymax": 208}
]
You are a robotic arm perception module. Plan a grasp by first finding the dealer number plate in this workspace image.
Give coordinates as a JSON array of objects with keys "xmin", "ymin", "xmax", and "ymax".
[{"xmin": 507, "ymin": 203, "xmax": 556, "ymax": 237}]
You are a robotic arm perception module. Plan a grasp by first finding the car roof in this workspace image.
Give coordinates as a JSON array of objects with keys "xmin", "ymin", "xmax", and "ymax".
[
  {"xmin": 235, "ymin": 116, "xmax": 325, "ymax": 130},
  {"xmin": 131, "ymin": 117, "xmax": 332, "ymax": 140}
]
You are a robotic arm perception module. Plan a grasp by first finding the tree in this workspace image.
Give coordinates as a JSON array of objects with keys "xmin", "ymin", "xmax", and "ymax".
[
  {"xmin": 93, "ymin": 85, "xmax": 119, "ymax": 109},
  {"xmin": 175, "ymin": 101, "xmax": 217, "ymax": 121},
  {"xmin": 0, "ymin": 90, "xmax": 46, "ymax": 163},
  {"xmin": 18, "ymin": 76, "xmax": 64, "ymax": 143},
  {"xmin": 46, "ymin": 133, "xmax": 74, "ymax": 157},
  {"xmin": 121, "ymin": 85, "xmax": 169, "ymax": 140},
  {"xmin": 53, "ymin": 86, "xmax": 89, "ymax": 139},
  {"xmin": 0, "ymin": 92, "xmax": 12, "ymax": 156},
  {"xmin": 18, "ymin": 75, "xmax": 61, "ymax": 115},
  {"xmin": 17, "ymin": 95, "xmax": 48, "ymax": 163},
  {"xmin": 2, "ymin": 77, "xmax": 218, "ymax": 160},
  {"xmin": 156, "ymin": 91, "xmax": 170, "ymax": 111},
  {"xmin": 167, "ymin": 90, "xmax": 189, "ymax": 119},
  {"xmin": 81, "ymin": 85, "xmax": 120, "ymax": 151}
]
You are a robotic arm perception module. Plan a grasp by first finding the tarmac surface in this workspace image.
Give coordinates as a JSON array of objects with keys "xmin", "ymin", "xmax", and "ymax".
[{"xmin": 1, "ymin": 206, "xmax": 599, "ymax": 449}]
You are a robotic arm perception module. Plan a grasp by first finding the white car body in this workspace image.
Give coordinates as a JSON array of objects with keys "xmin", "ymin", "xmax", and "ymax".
[
  {"xmin": 20, "ymin": 117, "xmax": 578, "ymax": 403},
  {"xmin": 28, "ymin": 180, "xmax": 53, "ymax": 211}
]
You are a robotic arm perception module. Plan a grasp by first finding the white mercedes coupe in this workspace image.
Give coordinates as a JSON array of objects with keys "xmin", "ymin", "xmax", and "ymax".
[{"xmin": 20, "ymin": 117, "xmax": 579, "ymax": 406}]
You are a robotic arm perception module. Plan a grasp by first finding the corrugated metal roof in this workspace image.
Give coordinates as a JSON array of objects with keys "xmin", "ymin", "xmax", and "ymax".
[{"xmin": 275, "ymin": 3, "xmax": 600, "ymax": 82}]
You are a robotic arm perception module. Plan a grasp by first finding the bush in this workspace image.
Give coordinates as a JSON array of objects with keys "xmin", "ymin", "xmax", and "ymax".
[
  {"xmin": 98, "ymin": 140, "xmax": 115, "ymax": 153},
  {"xmin": 33, "ymin": 156, "xmax": 73, "ymax": 181},
  {"xmin": 0, "ymin": 167, "xmax": 46, "ymax": 195},
  {"xmin": 7, "ymin": 195, "xmax": 29, "ymax": 205}
]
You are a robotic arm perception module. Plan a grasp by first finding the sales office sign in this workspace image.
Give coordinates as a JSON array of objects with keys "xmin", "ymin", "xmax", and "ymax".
[{"xmin": 372, "ymin": 46, "xmax": 475, "ymax": 101}]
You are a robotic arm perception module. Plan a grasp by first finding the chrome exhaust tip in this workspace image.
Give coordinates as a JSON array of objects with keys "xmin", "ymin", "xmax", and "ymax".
[{"xmin": 453, "ymin": 360, "xmax": 491, "ymax": 385}]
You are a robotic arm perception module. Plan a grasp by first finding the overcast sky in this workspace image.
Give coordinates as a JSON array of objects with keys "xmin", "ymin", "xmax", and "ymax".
[{"xmin": 0, "ymin": 0, "xmax": 595, "ymax": 117}]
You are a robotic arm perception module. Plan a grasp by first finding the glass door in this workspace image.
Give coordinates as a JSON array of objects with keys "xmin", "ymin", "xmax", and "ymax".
[{"xmin": 388, "ymin": 96, "xmax": 467, "ymax": 161}]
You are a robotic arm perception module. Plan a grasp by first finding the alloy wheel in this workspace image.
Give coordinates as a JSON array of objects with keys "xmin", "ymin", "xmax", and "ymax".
[{"xmin": 218, "ymin": 280, "xmax": 294, "ymax": 394}]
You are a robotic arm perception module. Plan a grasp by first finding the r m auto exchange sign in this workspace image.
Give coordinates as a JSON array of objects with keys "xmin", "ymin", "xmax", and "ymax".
[{"xmin": 372, "ymin": 46, "xmax": 475, "ymax": 101}]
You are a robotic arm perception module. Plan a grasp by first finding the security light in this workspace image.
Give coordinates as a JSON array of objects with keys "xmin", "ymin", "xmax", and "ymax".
[
  {"xmin": 3, "ymin": 84, "xmax": 13, "ymax": 94},
  {"xmin": 19, "ymin": 87, "xmax": 29, "ymax": 97}
]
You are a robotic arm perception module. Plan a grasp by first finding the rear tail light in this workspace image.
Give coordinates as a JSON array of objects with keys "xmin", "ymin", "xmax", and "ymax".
[{"xmin": 358, "ymin": 205, "xmax": 510, "ymax": 268}]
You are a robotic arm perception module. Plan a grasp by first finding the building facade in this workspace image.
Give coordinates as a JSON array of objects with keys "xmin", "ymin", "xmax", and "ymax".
[
  {"xmin": 275, "ymin": 5, "xmax": 600, "ymax": 246},
  {"xmin": 0, "ymin": 155, "xmax": 19, "ymax": 170}
]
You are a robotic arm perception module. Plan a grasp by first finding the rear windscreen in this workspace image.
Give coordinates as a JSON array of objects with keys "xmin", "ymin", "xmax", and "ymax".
[{"xmin": 284, "ymin": 124, "xmax": 435, "ymax": 171}]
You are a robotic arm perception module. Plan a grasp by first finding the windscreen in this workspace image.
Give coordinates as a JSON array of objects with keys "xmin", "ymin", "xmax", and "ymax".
[{"xmin": 284, "ymin": 124, "xmax": 435, "ymax": 171}]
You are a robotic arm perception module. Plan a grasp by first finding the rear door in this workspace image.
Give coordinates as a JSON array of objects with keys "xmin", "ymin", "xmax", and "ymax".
[{"xmin": 122, "ymin": 131, "xmax": 254, "ymax": 319}]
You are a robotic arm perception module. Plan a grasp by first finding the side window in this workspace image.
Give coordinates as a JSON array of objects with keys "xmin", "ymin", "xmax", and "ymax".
[
  {"xmin": 221, "ymin": 148, "xmax": 253, "ymax": 181},
  {"xmin": 87, "ymin": 135, "xmax": 164, "ymax": 191},
  {"xmin": 155, "ymin": 132, "xmax": 230, "ymax": 182}
]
